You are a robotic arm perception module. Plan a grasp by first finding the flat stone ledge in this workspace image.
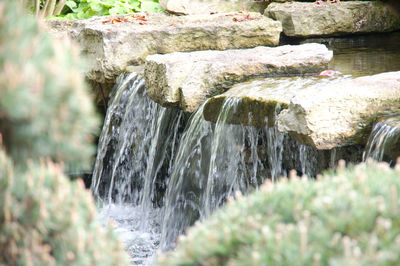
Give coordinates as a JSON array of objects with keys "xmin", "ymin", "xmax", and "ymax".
[
  {"xmin": 203, "ymin": 77, "xmax": 296, "ymax": 128},
  {"xmin": 49, "ymin": 12, "xmax": 282, "ymax": 85},
  {"xmin": 159, "ymin": 0, "xmax": 269, "ymax": 15},
  {"xmin": 265, "ymin": 1, "xmax": 400, "ymax": 37},
  {"xmin": 277, "ymin": 71, "xmax": 400, "ymax": 150},
  {"xmin": 145, "ymin": 43, "xmax": 333, "ymax": 113}
]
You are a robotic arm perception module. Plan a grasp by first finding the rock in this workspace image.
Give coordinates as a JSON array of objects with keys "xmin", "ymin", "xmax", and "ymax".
[
  {"xmin": 277, "ymin": 71, "xmax": 400, "ymax": 150},
  {"xmin": 145, "ymin": 43, "xmax": 333, "ymax": 113},
  {"xmin": 265, "ymin": 1, "xmax": 400, "ymax": 37},
  {"xmin": 159, "ymin": 0, "xmax": 269, "ymax": 15},
  {"xmin": 203, "ymin": 77, "xmax": 297, "ymax": 128},
  {"xmin": 58, "ymin": 12, "xmax": 281, "ymax": 85}
]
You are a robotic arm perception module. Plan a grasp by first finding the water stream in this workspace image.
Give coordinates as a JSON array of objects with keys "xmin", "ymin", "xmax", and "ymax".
[
  {"xmin": 363, "ymin": 115, "xmax": 400, "ymax": 164},
  {"xmin": 91, "ymin": 73, "xmax": 184, "ymax": 264},
  {"xmin": 92, "ymin": 32, "xmax": 400, "ymax": 264}
]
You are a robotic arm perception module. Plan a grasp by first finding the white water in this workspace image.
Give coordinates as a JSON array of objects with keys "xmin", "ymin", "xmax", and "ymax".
[
  {"xmin": 363, "ymin": 117, "xmax": 400, "ymax": 162},
  {"xmin": 92, "ymin": 73, "xmax": 356, "ymax": 263},
  {"xmin": 91, "ymin": 73, "xmax": 184, "ymax": 265},
  {"xmin": 160, "ymin": 98, "xmax": 285, "ymax": 250}
]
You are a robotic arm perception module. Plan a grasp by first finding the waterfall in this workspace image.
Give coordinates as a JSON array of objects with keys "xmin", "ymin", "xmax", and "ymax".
[
  {"xmin": 160, "ymin": 97, "xmax": 285, "ymax": 250},
  {"xmin": 363, "ymin": 116, "xmax": 400, "ymax": 163},
  {"xmin": 92, "ymin": 73, "xmax": 361, "ymax": 262},
  {"xmin": 91, "ymin": 73, "xmax": 183, "ymax": 205},
  {"xmin": 91, "ymin": 72, "xmax": 184, "ymax": 265}
]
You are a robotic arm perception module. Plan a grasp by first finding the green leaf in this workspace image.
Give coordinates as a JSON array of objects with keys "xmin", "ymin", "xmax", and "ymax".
[{"xmin": 139, "ymin": 0, "xmax": 163, "ymax": 13}]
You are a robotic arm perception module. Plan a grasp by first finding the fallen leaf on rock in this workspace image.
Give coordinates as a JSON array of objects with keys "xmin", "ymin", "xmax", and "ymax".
[
  {"xmin": 233, "ymin": 14, "xmax": 257, "ymax": 22},
  {"xmin": 102, "ymin": 14, "xmax": 148, "ymax": 24}
]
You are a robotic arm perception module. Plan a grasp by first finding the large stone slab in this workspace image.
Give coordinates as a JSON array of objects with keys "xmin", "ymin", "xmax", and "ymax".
[
  {"xmin": 278, "ymin": 71, "xmax": 400, "ymax": 150},
  {"xmin": 145, "ymin": 43, "xmax": 333, "ymax": 113},
  {"xmin": 58, "ymin": 12, "xmax": 281, "ymax": 85},
  {"xmin": 202, "ymin": 75, "xmax": 345, "ymax": 128},
  {"xmin": 265, "ymin": 1, "xmax": 400, "ymax": 37},
  {"xmin": 159, "ymin": 0, "xmax": 270, "ymax": 15},
  {"xmin": 203, "ymin": 77, "xmax": 296, "ymax": 128}
]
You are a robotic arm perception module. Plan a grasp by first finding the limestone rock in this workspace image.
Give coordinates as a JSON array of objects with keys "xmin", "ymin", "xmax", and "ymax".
[
  {"xmin": 159, "ymin": 0, "xmax": 269, "ymax": 15},
  {"xmin": 145, "ymin": 43, "xmax": 333, "ymax": 113},
  {"xmin": 277, "ymin": 71, "xmax": 400, "ymax": 149},
  {"xmin": 62, "ymin": 12, "xmax": 281, "ymax": 85},
  {"xmin": 203, "ymin": 77, "xmax": 297, "ymax": 128},
  {"xmin": 265, "ymin": 1, "xmax": 400, "ymax": 37}
]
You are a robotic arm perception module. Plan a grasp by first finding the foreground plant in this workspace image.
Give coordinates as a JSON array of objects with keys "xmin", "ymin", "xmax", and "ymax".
[
  {"xmin": 159, "ymin": 160, "xmax": 400, "ymax": 265},
  {"xmin": 0, "ymin": 0, "xmax": 128, "ymax": 264},
  {"xmin": 0, "ymin": 145, "xmax": 129, "ymax": 265},
  {"xmin": 0, "ymin": 0, "xmax": 99, "ymax": 171}
]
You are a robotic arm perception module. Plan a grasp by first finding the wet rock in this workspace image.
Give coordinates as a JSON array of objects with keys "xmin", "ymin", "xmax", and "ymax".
[
  {"xmin": 52, "ymin": 12, "xmax": 281, "ymax": 85},
  {"xmin": 203, "ymin": 77, "xmax": 295, "ymax": 128},
  {"xmin": 277, "ymin": 71, "xmax": 400, "ymax": 150},
  {"xmin": 145, "ymin": 43, "xmax": 332, "ymax": 113},
  {"xmin": 265, "ymin": 1, "xmax": 400, "ymax": 37}
]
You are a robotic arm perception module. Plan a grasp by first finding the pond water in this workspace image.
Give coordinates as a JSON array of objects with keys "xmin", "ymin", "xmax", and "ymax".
[
  {"xmin": 304, "ymin": 32, "xmax": 400, "ymax": 76},
  {"xmin": 96, "ymin": 32, "xmax": 400, "ymax": 265}
]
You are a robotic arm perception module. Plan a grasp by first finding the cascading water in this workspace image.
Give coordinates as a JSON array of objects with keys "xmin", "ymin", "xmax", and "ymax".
[
  {"xmin": 91, "ymin": 72, "xmax": 184, "ymax": 264},
  {"xmin": 90, "ymin": 33, "xmax": 399, "ymax": 264},
  {"xmin": 92, "ymin": 73, "xmax": 357, "ymax": 262},
  {"xmin": 160, "ymin": 97, "xmax": 285, "ymax": 250},
  {"xmin": 363, "ymin": 116, "xmax": 400, "ymax": 163}
]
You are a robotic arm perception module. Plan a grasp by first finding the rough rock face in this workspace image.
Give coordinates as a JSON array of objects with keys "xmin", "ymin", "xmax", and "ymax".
[
  {"xmin": 159, "ymin": 0, "xmax": 270, "ymax": 15},
  {"xmin": 62, "ymin": 12, "xmax": 281, "ymax": 85},
  {"xmin": 278, "ymin": 71, "xmax": 400, "ymax": 149},
  {"xmin": 145, "ymin": 43, "xmax": 333, "ymax": 113},
  {"xmin": 265, "ymin": 1, "xmax": 400, "ymax": 37},
  {"xmin": 203, "ymin": 77, "xmax": 296, "ymax": 128}
]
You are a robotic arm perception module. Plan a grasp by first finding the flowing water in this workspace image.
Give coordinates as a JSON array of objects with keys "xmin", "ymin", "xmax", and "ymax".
[
  {"xmin": 363, "ymin": 115, "xmax": 400, "ymax": 164},
  {"xmin": 93, "ymin": 33, "xmax": 400, "ymax": 264},
  {"xmin": 91, "ymin": 73, "xmax": 184, "ymax": 264},
  {"xmin": 160, "ymin": 98, "xmax": 285, "ymax": 250}
]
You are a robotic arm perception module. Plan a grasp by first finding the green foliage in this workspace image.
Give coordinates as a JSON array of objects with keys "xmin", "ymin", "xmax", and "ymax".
[
  {"xmin": 63, "ymin": 0, "xmax": 163, "ymax": 20},
  {"xmin": 0, "ymin": 145, "xmax": 129, "ymax": 265},
  {"xmin": 0, "ymin": 0, "xmax": 100, "ymax": 171},
  {"xmin": 0, "ymin": 1, "xmax": 129, "ymax": 264},
  {"xmin": 159, "ymin": 161, "xmax": 400, "ymax": 266}
]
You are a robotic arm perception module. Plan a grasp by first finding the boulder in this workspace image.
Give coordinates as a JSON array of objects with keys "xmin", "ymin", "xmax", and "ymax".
[
  {"xmin": 145, "ymin": 43, "xmax": 333, "ymax": 113},
  {"xmin": 277, "ymin": 71, "xmax": 400, "ymax": 149},
  {"xmin": 203, "ymin": 77, "xmax": 296, "ymax": 128},
  {"xmin": 55, "ymin": 12, "xmax": 281, "ymax": 85},
  {"xmin": 265, "ymin": 1, "xmax": 400, "ymax": 37},
  {"xmin": 159, "ymin": 0, "xmax": 270, "ymax": 15}
]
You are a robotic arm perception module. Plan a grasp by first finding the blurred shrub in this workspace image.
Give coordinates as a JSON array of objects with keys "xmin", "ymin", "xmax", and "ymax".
[
  {"xmin": 0, "ymin": 0, "xmax": 100, "ymax": 171},
  {"xmin": 0, "ymin": 1, "xmax": 128, "ymax": 264},
  {"xmin": 159, "ymin": 160, "xmax": 400, "ymax": 266},
  {"xmin": 0, "ymin": 145, "xmax": 129, "ymax": 265}
]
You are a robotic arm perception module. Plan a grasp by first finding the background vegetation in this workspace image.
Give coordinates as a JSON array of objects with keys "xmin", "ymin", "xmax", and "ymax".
[
  {"xmin": 22, "ymin": 0, "xmax": 163, "ymax": 19},
  {"xmin": 0, "ymin": 0, "xmax": 128, "ymax": 264}
]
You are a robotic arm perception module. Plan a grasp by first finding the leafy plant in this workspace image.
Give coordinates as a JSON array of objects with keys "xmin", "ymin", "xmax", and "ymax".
[
  {"xmin": 64, "ymin": 0, "xmax": 163, "ymax": 19},
  {"xmin": 159, "ymin": 160, "xmax": 400, "ymax": 266}
]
